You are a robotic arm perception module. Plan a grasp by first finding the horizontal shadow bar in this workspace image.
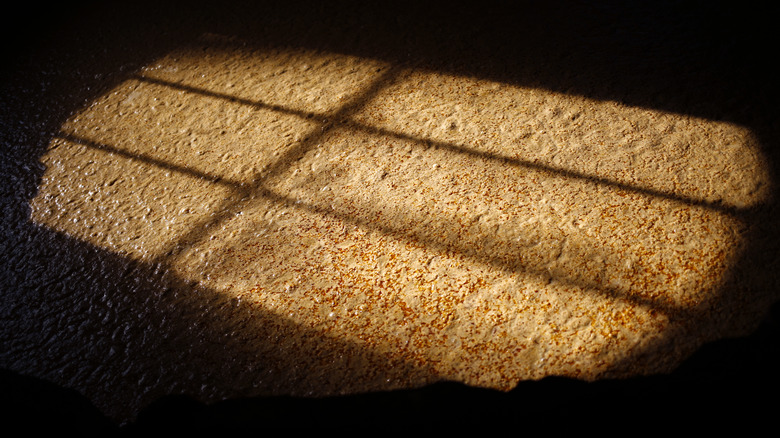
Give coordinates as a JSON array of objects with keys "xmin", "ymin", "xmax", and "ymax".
[
  {"xmin": 55, "ymin": 132, "xmax": 244, "ymax": 188},
  {"xmin": 55, "ymin": 132, "xmax": 691, "ymax": 317},
  {"xmin": 134, "ymin": 73, "xmax": 746, "ymax": 217}
]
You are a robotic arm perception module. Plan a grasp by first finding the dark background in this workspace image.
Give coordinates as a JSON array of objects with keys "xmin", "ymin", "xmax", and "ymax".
[{"xmin": 2, "ymin": 0, "xmax": 778, "ymax": 432}]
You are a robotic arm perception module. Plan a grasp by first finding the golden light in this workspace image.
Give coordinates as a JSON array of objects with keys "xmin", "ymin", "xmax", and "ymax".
[{"xmin": 30, "ymin": 33, "xmax": 772, "ymax": 392}]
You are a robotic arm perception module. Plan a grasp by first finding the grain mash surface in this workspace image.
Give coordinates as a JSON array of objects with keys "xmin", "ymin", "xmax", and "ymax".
[{"xmin": 30, "ymin": 33, "xmax": 770, "ymax": 403}]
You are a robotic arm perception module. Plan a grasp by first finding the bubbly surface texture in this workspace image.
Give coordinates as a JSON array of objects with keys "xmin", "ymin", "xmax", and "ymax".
[{"xmin": 3, "ymin": 1, "xmax": 779, "ymax": 423}]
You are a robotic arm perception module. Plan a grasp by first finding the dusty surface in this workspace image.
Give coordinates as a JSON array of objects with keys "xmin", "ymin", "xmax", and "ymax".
[{"xmin": 3, "ymin": 1, "xmax": 780, "ymax": 424}]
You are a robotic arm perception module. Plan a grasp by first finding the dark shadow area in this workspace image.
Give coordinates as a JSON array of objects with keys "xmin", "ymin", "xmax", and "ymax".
[
  {"xmin": 0, "ymin": 223, "xmax": 438, "ymax": 423},
  {"xmin": 183, "ymin": 0, "xmax": 778, "ymax": 126},
  {"xmin": 2, "ymin": 0, "xmax": 779, "ymax": 427},
  {"xmin": 4, "ymin": 307, "xmax": 779, "ymax": 431}
]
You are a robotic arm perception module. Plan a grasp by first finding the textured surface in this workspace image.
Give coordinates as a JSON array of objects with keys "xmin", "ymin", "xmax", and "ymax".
[{"xmin": 3, "ymin": 1, "xmax": 779, "ymax": 424}]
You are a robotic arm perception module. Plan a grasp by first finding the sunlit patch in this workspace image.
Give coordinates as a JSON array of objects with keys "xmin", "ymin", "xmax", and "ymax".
[{"xmin": 30, "ymin": 33, "xmax": 772, "ymax": 389}]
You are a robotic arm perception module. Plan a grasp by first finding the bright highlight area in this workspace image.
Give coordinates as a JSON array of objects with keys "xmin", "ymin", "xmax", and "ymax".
[{"xmin": 29, "ymin": 34, "xmax": 771, "ymax": 395}]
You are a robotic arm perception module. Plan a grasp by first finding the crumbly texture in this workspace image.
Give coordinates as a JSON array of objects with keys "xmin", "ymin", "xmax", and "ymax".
[
  {"xmin": 4, "ymin": 2, "xmax": 779, "ymax": 425},
  {"xmin": 26, "ymin": 34, "xmax": 773, "ymax": 417}
]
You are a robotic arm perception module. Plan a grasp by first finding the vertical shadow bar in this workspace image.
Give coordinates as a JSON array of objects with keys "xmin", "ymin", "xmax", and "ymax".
[{"xmin": 151, "ymin": 65, "xmax": 401, "ymax": 264}]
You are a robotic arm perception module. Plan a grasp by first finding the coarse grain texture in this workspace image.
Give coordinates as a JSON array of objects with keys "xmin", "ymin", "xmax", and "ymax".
[
  {"xmin": 4, "ymin": 1, "xmax": 779, "ymax": 425},
  {"xmin": 26, "ymin": 34, "xmax": 770, "ymax": 410}
]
